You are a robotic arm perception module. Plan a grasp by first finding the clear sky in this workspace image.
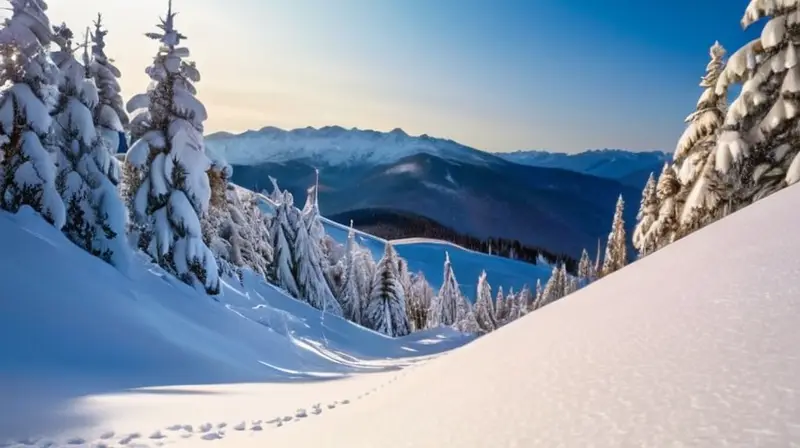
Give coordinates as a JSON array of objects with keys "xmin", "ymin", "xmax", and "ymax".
[{"xmin": 49, "ymin": 0, "xmax": 758, "ymax": 153}]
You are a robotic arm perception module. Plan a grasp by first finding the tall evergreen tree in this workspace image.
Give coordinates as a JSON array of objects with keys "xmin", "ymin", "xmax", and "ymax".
[
  {"xmin": 124, "ymin": 1, "xmax": 219, "ymax": 294},
  {"xmin": 647, "ymin": 163, "xmax": 681, "ymax": 250},
  {"xmin": 632, "ymin": 173, "xmax": 658, "ymax": 257},
  {"xmin": 51, "ymin": 24, "xmax": 129, "ymax": 269},
  {"xmin": 715, "ymin": 1, "xmax": 800, "ymax": 206},
  {"xmin": 269, "ymin": 191, "xmax": 299, "ymax": 297},
  {"xmin": 364, "ymin": 243, "xmax": 410, "ymax": 337},
  {"xmin": 406, "ymin": 271, "xmax": 433, "ymax": 331},
  {"xmin": 338, "ymin": 222, "xmax": 363, "ymax": 324},
  {"xmin": 291, "ymin": 201, "xmax": 342, "ymax": 316},
  {"xmin": 473, "ymin": 270, "xmax": 496, "ymax": 333},
  {"xmin": 88, "ymin": 13, "xmax": 128, "ymax": 152},
  {"xmin": 428, "ymin": 251, "xmax": 461, "ymax": 327},
  {"xmin": 0, "ymin": 0, "xmax": 65, "ymax": 228},
  {"xmin": 493, "ymin": 286, "xmax": 505, "ymax": 323},
  {"xmin": 577, "ymin": 248, "xmax": 592, "ymax": 285},
  {"xmin": 601, "ymin": 195, "xmax": 627, "ymax": 276},
  {"xmin": 534, "ymin": 279, "xmax": 543, "ymax": 308},
  {"xmin": 674, "ymin": 42, "xmax": 730, "ymax": 236}
]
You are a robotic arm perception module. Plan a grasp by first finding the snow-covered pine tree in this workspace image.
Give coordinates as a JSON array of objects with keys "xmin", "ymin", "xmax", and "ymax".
[
  {"xmin": 577, "ymin": 248, "xmax": 592, "ymax": 285},
  {"xmin": 201, "ymin": 158, "xmax": 230, "ymax": 252},
  {"xmin": 219, "ymin": 188, "xmax": 272, "ymax": 280},
  {"xmin": 473, "ymin": 270, "xmax": 497, "ymax": 333},
  {"xmin": 0, "ymin": 0, "xmax": 65, "ymax": 227},
  {"xmin": 646, "ymin": 163, "xmax": 681, "ymax": 250},
  {"xmin": 338, "ymin": 222, "xmax": 363, "ymax": 324},
  {"xmin": 631, "ymin": 173, "xmax": 658, "ymax": 257},
  {"xmin": 50, "ymin": 24, "xmax": 129, "ymax": 268},
  {"xmin": 673, "ymin": 42, "xmax": 730, "ymax": 236},
  {"xmin": 517, "ymin": 284, "xmax": 532, "ymax": 317},
  {"xmin": 714, "ymin": 1, "xmax": 800, "ymax": 207},
  {"xmin": 504, "ymin": 288, "xmax": 519, "ymax": 323},
  {"xmin": 123, "ymin": 1, "xmax": 219, "ymax": 294},
  {"xmin": 269, "ymin": 191, "xmax": 299, "ymax": 297},
  {"xmin": 601, "ymin": 195, "xmax": 627, "ymax": 276},
  {"xmin": 406, "ymin": 271, "xmax": 433, "ymax": 331},
  {"xmin": 291, "ymin": 199, "xmax": 342, "ymax": 316},
  {"xmin": 364, "ymin": 243, "xmax": 410, "ymax": 337},
  {"xmin": 593, "ymin": 238, "xmax": 602, "ymax": 280},
  {"xmin": 454, "ymin": 296, "xmax": 480, "ymax": 335},
  {"xmin": 428, "ymin": 251, "xmax": 461, "ymax": 327},
  {"xmin": 88, "ymin": 13, "xmax": 128, "ymax": 153},
  {"xmin": 493, "ymin": 286, "xmax": 505, "ymax": 323},
  {"xmin": 534, "ymin": 279, "xmax": 543, "ymax": 308},
  {"xmin": 534, "ymin": 266, "xmax": 559, "ymax": 310}
]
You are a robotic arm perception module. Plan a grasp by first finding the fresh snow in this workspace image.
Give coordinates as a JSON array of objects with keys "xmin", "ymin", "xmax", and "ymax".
[
  {"xmin": 260, "ymin": 180, "xmax": 800, "ymax": 447},
  {"xmin": 0, "ymin": 206, "xmax": 472, "ymax": 446},
  {"xmin": 6, "ymin": 157, "xmax": 799, "ymax": 447}
]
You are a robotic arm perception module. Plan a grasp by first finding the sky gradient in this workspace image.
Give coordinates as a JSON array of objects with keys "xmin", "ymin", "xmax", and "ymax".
[{"xmin": 49, "ymin": 0, "xmax": 759, "ymax": 153}]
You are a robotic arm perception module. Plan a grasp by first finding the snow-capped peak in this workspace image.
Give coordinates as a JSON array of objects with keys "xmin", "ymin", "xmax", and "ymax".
[{"xmin": 204, "ymin": 125, "xmax": 500, "ymax": 167}]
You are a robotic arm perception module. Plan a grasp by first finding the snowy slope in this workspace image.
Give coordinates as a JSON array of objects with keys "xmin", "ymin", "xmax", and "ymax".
[
  {"xmin": 258, "ymin": 183, "xmax": 800, "ymax": 447},
  {"xmin": 205, "ymin": 125, "xmax": 501, "ymax": 167},
  {"xmin": 498, "ymin": 149, "xmax": 670, "ymax": 187},
  {"xmin": 0, "ymin": 207, "xmax": 472, "ymax": 446},
  {"xmin": 255, "ymin": 192, "xmax": 552, "ymax": 300}
]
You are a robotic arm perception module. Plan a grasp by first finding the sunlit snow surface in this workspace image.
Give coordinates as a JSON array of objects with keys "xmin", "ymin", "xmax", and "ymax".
[
  {"xmin": 5, "ymin": 181, "xmax": 800, "ymax": 447},
  {"xmin": 261, "ymin": 184, "xmax": 800, "ymax": 447},
  {"xmin": 0, "ymin": 207, "xmax": 472, "ymax": 446}
]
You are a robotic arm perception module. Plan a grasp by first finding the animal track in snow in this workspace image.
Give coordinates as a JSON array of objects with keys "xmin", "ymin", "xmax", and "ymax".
[
  {"xmin": 118, "ymin": 432, "xmax": 141, "ymax": 445},
  {"xmin": 233, "ymin": 422, "xmax": 246, "ymax": 431},
  {"xmin": 99, "ymin": 431, "xmax": 115, "ymax": 439}
]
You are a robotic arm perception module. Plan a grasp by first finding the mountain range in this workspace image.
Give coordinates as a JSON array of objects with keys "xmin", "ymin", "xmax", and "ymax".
[
  {"xmin": 205, "ymin": 126, "xmax": 659, "ymax": 257},
  {"xmin": 496, "ymin": 149, "xmax": 671, "ymax": 188}
]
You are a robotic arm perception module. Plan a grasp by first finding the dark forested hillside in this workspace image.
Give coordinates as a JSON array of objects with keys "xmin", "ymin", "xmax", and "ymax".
[{"xmin": 328, "ymin": 208, "xmax": 579, "ymax": 273}]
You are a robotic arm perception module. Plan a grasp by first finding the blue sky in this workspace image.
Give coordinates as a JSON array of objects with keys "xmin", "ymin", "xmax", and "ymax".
[{"xmin": 53, "ymin": 0, "xmax": 759, "ymax": 153}]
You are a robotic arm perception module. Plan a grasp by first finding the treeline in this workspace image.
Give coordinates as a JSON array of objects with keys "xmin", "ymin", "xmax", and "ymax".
[{"xmin": 328, "ymin": 208, "xmax": 578, "ymax": 273}]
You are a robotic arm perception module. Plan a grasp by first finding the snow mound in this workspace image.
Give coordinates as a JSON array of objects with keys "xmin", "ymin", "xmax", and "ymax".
[
  {"xmin": 204, "ymin": 125, "xmax": 501, "ymax": 167},
  {"xmin": 263, "ymin": 183, "xmax": 800, "ymax": 447},
  {"xmin": 0, "ymin": 206, "xmax": 472, "ymax": 444}
]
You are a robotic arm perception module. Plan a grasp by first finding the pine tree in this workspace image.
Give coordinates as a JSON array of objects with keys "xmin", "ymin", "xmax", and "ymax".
[
  {"xmin": 338, "ymin": 222, "xmax": 363, "ymax": 324},
  {"xmin": 577, "ymin": 248, "xmax": 592, "ymax": 285},
  {"xmin": 601, "ymin": 195, "xmax": 627, "ymax": 276},
  {"xmin": 291, "ymin": 201, "xmax": 342, "ymax": 316},
  {"xmin": 428, "ymin": 251, "xmax": 461, "ymax": 327},
  {"xmin": 454, "ymin": 296, "xmax": 480, "ymax": 335},
  {"xmin": 674, "ymin": 42, "xmax": 730, "ymax": 236},
  {"xmin": 364, "ymin": 243, "xmax": 410, "ymax": 337},
  {"xmin": 88, "ymin": 13, "xmax": 128, "ymax": 152},
  {"xmin": 493, "ymin": 286, "xmax": 505, "ymax": 323},
  {"xmin": 406, "ymin": 271, "xmax": 433, "ymax": 331},
  {"xmin": 0, "ymin": 0, "xmax": 65, "ymax": 228},
  {"xmin": 631, "ymin": 173, "xmax": 658, "ymax": 257},
  {"xmin": 714, "ymin": 1, "xmax": 800, "ymax": 207},
  {"xmin": 504, "ymin": 288, "xmax": 519, "ymax": 323},
  {"xmin": 647, "ymin": 163, "xmax": 681, "ymax": 250},
  {"xmin": 533, "ymin": 279, "xmax": 543, "ymax": 308},
  {"xmin": 124, "ymin": 1, "xmax": 219, "ymax": 294},
  {"xmin": 534, "ymin": 266, "xmax": 560, "ymax": 310},
  {"xmin": 50, "ymin": 24, "xmax": 129, "ymax": 269},
  {"xmin": 473, "ymin": 270, "xmax": 497, "ymax": 333},
  {"xmin": 269, "ymin": 192, "xmax": 299, "ymax": 297}
]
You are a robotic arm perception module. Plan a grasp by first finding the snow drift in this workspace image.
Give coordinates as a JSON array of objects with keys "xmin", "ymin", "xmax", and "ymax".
[
  {"xmin": 262, "ymin": 183, "xmax": 800, "ymax": 447},
  {"xmin": 0, "ymin": 206, "xmax": 472, "ymax": 445}
]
